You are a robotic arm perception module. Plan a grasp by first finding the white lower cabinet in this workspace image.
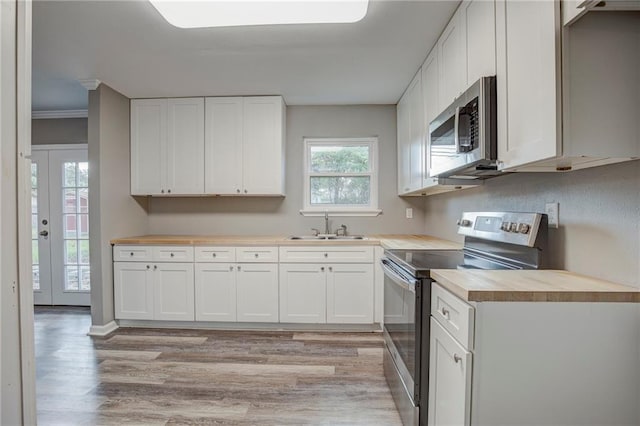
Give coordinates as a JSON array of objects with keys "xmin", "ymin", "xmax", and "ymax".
[
  {"xmin": 428, "ymin": 317, "xmax": 472, "ymax": 426},
  {"xmin": 194, "ymin": 263, "xmax": 237, "ymax": 322},
  {"xmin": 279, "ymin": 263, "xmax": 374, "ymax": 324},
  {"xmin": 236, "ymin": 263, "xmax": 279, "ymax": 322},
  {"xmin": 114, "ymin": 261, "xmax": 194, "ymax": 321}
]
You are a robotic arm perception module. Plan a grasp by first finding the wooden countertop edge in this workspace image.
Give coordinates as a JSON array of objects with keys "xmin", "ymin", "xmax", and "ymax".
[{"xmin": 431, "ymin": 270, "xmax": 640, "ymax": 303}]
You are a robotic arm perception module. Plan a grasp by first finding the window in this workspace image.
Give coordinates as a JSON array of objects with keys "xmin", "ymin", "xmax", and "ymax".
[{"xmin": 302, "ymin": 137, "xmax": 380, "ymax": 216}]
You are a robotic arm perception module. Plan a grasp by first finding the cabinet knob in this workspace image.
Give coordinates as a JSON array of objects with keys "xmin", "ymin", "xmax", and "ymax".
[
  {"xmin": 170, "ymin": 253, "xmax": 175, "ymax": 257},
  {"xmin": 453, "ymin": 353, "xmax": 462, "ymax": 364},
  {"xmin": 328, "ymin": 266, "xmax": 333, "ymax": 272},
  {"xmin": 167, "ymin": 189, "xmax": 171, "ymax": 194},
  {"xmin": 237, "ymin": 189, "xmax": 241, "ymax": 193},
  {"xmin": 130, "ymin": 252, "xmax": 134, "ymax": 257},
  {"xmin": 229, "ymin": 266, "xmax": 233, "ymax": 271},
  {"xmin": 237, "ymin": 266, "xmax": 241, "ymax": 271},
  {"xmin": 324, "ymin": 253, "xmax": 328, "ymax": 258},
  {"xmin": 153, "ymin": 265, "xmax": 157, "ymax": 270},
  {"xmin": 244, "ymin": 189, "xmax": 248, "ymax": 194},
  {"xmin": 212, "ymin": 253, "xmax": 217, "ymax": 258},
  {"xmin": 146, "ymin": 265, "xmax": 150, "ymax": 269},
  {"xmin": 161, "ymin": 189, "xmax": 165, "ymax": 194},
  {"xmin": 254, "ymin": 253, "xmax": 259, "ymax": 258},
  {"xmin": 441, "ymin": 307, "xmax": 450, "ymax": 318},
  {"xmin": 321, "ymin": 267, "xmax": 325, "ymax": 272}
]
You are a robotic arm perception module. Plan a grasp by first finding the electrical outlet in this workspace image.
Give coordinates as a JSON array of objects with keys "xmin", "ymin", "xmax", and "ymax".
[
  {"xmin": 545, "ymin": 202, "xmax": 559, "ymax": 228},
  {"xmin": 406, "ymin": 208, "xmax": 413, "ymax": 219}
]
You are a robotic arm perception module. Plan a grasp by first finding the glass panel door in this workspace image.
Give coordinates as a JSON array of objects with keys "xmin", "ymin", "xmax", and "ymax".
[{"xmin": 31, "ymin": 151, "xmax": 52, "ymax": 305}]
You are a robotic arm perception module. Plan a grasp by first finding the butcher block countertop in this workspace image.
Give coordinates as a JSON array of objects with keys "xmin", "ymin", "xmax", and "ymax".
[
  {"xmin": 110, "ymin": 234, "xmax": 462, "ymax": 250},
  {"xmin": 431, "ymin": 269, "xmax": 640, "ymax": 303}
]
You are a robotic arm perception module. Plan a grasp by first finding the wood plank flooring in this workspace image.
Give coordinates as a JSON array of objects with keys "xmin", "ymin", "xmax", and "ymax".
[{"xmin": 35, "ymin": 307, "xmax": 401, "ymax": 425}]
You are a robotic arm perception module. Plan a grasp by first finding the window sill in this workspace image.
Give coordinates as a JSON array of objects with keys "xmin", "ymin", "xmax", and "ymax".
[{"xmin": 299, "ymin": 209, "xmax": 383, "ymax": 217}]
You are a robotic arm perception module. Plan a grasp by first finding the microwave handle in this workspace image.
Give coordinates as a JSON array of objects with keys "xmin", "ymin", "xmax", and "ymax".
[{"xmin": 454, "ymin": 106, "xmax": 461, "ymax": 154}]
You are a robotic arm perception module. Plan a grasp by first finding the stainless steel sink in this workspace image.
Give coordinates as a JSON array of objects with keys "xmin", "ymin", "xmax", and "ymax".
[{"xmin": 287, "ymin": 235, "xmax": 366, "ymax": 240}]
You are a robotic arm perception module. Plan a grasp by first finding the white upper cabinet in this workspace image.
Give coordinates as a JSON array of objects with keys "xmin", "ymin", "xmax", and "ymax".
[
  {"xmin": 166, "ymin": 98, "xmax": 205, "ymax": 194},
  {"xmin": 438, "ymin": 9, "xmax": 466, "ymax": 111},
  {"xmin": 495, "ymin": 0, "xmax": 561, "ymax": 171},
  {"xmin": 462, "ymin": 0, "xmax": 496, "ymax": 86},
  {"xmin": 131, "ymin": 99, "xmax": 166, "ymax": 195},
  {"xmin": 131, "ymin": 97, "xmax": 204, "ymax": 195},
  {"xmin": 205, "ymin": 96, "xmax": 286, "ymax": 196},
  {"xmin": 204, "ymin": 97, "xmax": 244, "ymax": 194},
  {"xmin": 397, "ymin": 71, "xmax": 424, "ymax": 195}
]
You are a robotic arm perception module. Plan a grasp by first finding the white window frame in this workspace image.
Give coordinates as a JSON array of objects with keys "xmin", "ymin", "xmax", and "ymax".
[{"xmin": 300, "ymin": 137, "xmax": 381, "ymax": 217}]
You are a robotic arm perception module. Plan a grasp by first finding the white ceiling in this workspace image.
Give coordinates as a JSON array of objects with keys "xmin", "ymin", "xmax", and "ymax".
[{"xmin": 32, "ymin": 0, "xmax": 459, "ymax": 111}]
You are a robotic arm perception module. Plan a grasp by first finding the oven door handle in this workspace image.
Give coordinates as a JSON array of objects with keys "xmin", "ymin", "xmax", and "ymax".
[
  {"xmin": 381, "ymin": 259, "xmax": 418, "ymax": 293},
  {"xmin": 454, "ymin": 105, "xmax": 461, "ymax": 154}
]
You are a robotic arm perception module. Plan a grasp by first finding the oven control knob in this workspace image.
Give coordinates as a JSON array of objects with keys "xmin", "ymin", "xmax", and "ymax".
[
  {"xmin": 457, "ymin": 219, "xmax": 472, "ymax": 227},
  {"xmin": 518, "ymin": 223, "xmax": 531, "ymax": 234},
  {"xmin": 509, "ymin": 222, "xmax": 518, "ymax": 233}
]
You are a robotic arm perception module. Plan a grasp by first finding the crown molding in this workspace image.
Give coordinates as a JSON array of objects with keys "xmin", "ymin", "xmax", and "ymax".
[
  {"xmin": 78, "ymin": 79, "xmax": 101, "ymax": 90},
  {"xmin": 32, "ymin": 109, "xmax": 88, "ymax": 119}
]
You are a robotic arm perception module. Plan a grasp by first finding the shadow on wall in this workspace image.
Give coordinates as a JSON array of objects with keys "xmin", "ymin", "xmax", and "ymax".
[{"xmin": 148, "ymin": 196, "xmax": 286, "ymax": 214}]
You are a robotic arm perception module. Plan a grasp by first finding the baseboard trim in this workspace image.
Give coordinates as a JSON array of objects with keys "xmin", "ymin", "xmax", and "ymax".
[
  {"xmin": 88, "ymin": 320, "xmax": 119, "ymax": 337},
  {"xmin": 117, "ymin": 320, "xmax": 382, "ymax": 333}
]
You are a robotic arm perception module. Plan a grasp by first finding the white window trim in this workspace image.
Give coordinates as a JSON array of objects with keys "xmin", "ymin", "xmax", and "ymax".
[{"xmin": 300, "ymin": 137, "xmax": 382, "ymax": 217}]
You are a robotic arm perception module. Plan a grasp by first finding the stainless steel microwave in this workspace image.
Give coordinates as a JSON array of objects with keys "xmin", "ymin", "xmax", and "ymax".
[{"xmin": 428, "ymin": 76, "xmax": 498, "ymax": 178}]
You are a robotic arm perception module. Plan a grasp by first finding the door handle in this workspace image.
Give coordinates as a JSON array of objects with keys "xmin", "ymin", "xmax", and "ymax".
[{"xmin": 39, "ymin": 230, "xmax": 49, "ymax": 237}]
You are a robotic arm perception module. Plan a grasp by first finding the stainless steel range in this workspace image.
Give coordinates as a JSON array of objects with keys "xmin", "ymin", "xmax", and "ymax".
[{"xmin": 382, "ymin": 211, "xmax": 548, "ymax": 426}]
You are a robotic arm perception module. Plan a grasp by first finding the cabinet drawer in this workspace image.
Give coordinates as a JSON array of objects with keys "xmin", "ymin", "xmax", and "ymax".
[
  {"xmin": 113, "ymin": 245, "xmax": 153, "ymax": 262},
  {"xmin": 432, "ymin": 283, "xmax": 475, "ymax": 350},
  {"xmin": 152, "ymin": 246, "xmax": 194, "ymax": 262},
  {"xmin": 279, "ymin": 246, "xmax": 374, "ymax": 263},
  {"xmin": 195, "ymin": 247, "xmax": 236, "ymax": 263},
  {"xmin": 236, "ymin": 247, "xmax": 278, "ymax": 263}
]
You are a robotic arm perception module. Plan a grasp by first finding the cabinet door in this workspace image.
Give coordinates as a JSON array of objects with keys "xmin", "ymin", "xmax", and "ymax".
[
  {"xmin": 195, "ymin": 263, "xmax": 236, "ymax": 322},
  {"xmin": 130, "ymin": 99, "xmax": 166, "ymax": 195},
  {"xmin": 463, "ymin": 0, "xmax": 496, "ymax": 86},
  {"xmin": 242, "ymin": 96, "xmax": 285, "ymax": 195},
  {"xmin": 428, "ymin": 318, "xmax": 472, "ymax": 426},
  {"xmin": 397, "ymin": 92, "xmax": 411, "ymax": 194},
  {"xmin": 326, "ymin": 264, "xmax": 373, "ymax": 324},
  {"xmin": 114, "ymin": 262, "xmax": 154, "ymax": 320},
  {"xmin": 279, "ymin": 264, "xmax": 326, "ymax": 323},
  {"xmin": 438, "ymin": 10, "xmax": 466, "ymax": 110},
  {"xmin": 422, "ymin": 48, "xmax": 440, "ymax": 183},
  {"xmin": 166, "ymin": 98, "xmax": 205, "ymax": 195},
  {"xmin": 154, "ymin": 263, "xmax": 195, "ymax": 321},
  {"xmin": 236, "ymin": 263, "xmax": 279, "ymax": 322},
  {"xmin": 496, "ymin": 0, "xmax": 560, "ymax": 170},
  {"xmin": 204, "ymin": 97, "xmax": 243, "ymax": 195},
  {"xmin": 408, "ymin": 72, "xmax": 424, "ymax": 192}
]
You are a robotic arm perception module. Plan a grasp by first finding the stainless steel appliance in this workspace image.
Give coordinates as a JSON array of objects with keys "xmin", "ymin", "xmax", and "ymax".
[
  {"xmin": 428, "ymin": 76, "xmax": 498, "ymax": 179},
  {"xmin": 382, "ymin": 211, "xmax": 548, "ymax": 426}
]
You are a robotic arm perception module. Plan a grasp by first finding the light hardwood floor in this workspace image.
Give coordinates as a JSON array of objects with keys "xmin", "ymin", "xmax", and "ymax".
[{"xmin": 35, "ymin": 307, "xmax": 402, "ymax": 425}]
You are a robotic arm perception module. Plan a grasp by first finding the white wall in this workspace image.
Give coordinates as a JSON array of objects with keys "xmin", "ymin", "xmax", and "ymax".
[
  {"xmin": 423, "ymin": 160, "xmax": 640, "ymax": 288},
  {"xmin": 31, "ymin": 117, "xmax": 87, "ymax": 145},
  {"xmin": 88, "ymin": 84, "xmax": 148, "ymax": 327},
  {"xmin": 147, "ymin": 105, "xmax": 426, "ymax": 235}
]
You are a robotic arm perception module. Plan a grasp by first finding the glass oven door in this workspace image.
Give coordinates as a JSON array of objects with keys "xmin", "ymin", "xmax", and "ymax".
[{"xmin": 382, "ymin": 258, "xmax": 421, "ymax": 403}]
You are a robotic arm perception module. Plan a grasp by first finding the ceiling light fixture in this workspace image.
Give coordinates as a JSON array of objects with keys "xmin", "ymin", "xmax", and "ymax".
[{"xmin": 148, "ymin": 0, "xmax": 370, "ymax": 29}]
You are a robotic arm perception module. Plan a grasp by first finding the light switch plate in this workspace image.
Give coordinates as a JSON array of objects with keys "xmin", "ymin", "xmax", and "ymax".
[
  {"xmin": 545, "ymin": 202, "xmax": 559, "ymax": 228},
  {"xmin": 406, "ymin": 208, "xmax": 413, "ymax": 219}
]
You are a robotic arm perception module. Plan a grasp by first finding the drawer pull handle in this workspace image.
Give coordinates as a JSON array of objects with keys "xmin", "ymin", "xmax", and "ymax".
[
  {"xmin": 453, "ymin": 353, "xmax": 462, "ymax": 363},
  {"xmin": 441, "ymin": 307, "xmax": 450, "ymax": 318},
  {"xmin": 212, "ymin": 253, "xmax": 217, "ymax": 258}
]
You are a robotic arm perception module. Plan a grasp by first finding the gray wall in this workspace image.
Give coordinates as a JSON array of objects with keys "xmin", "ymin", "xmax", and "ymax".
[
  {"xmin": 31, "ymin": 117, "xmax": 87, "ymax": 145},
  {"xmin": 147, "ymin": 105, "xmax": 425, "ymax": 235},
  {"xmin": 423, "ymin": 160, "xmax": 640, "ymax": 288},
  {"xmin": 88, "ymin": 84, "xmax": 148, "ymax": 327}
]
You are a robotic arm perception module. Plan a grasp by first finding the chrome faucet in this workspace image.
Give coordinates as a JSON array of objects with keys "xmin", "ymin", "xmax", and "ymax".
[{"xmin": 324, "ymin": 211, "xmax": 330, "ymax": 235}]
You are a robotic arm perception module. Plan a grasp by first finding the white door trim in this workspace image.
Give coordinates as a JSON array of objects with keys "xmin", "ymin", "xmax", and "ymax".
[{"xmin": 31, "ymin": 143, "xmax": 88, "ymax": 151}]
